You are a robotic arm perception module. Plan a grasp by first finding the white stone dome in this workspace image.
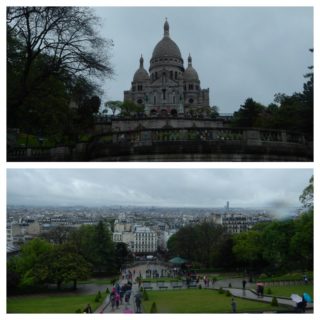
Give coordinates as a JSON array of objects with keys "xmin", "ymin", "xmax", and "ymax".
[
  {"xmin": 133, "ymin": 55, "xmax": 149, "ymax": 82},
  {"xmin": 183, "ymin": 54, "xmax": 199, "ymax": 81},
  {"xmin": 151, "ymin": 20, "xmax": 182, "ymax": 60}
]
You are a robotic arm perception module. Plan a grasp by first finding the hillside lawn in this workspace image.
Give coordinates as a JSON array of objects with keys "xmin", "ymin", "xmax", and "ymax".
[
  {"xmin": 142, "ymin": 289, "xmax": 292, "ymax": 313},
  {"xmin": 265, "ymin": 284, "xmax": 313, "ymax": 300},
  {"xmin": 7, "ymin": 292, "xmax": 107, "ymax": 313}
]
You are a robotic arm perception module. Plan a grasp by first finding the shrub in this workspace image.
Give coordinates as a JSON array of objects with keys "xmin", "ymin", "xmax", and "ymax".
[
  {"xmin": 228, "ymin": 283, "xmax": 232, "ymax": 288},
  {"xmin": 105, "ymin": 287, "xmax": 110, "ymax": 294},
  {"xmin": 218, "ymin": 287, "xmax": 224, "ymax": 294},
  {"xmin": 150, "ymin": 302, "xmax": 158, "ymax": 313},
  {"xmin": 225, "ymin": 290, "xmax": 232, "ymax": 297},
  {"xmin": 95, "ymin": 290, "xmax": 102, "ymax": 302},
  {"xmin": 271, "ymin": 297, "xmax": 278, "ymax": 306},
  {"xmin": 266, "ymin": 288, "xmax": 272, "ymax": 294},
  {"xmin": 198, "ymin": 284, "xmax": 202, "ymax": 289},
  {"xmin": 75, "ymin": 308, "xmax": 82, "ymax": 313}
]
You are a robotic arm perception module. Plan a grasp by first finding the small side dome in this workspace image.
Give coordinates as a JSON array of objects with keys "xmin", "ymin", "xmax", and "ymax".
[
  {"xmin": 183, "ymin": 54, "xmax": 199, "ymax": 81},
  {"xmin": 133, "ymin": 55, "xmax": 149, "ymax": 82}
]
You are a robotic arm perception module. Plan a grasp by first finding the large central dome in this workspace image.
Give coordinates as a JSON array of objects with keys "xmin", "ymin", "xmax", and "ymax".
[
  {"xmin": 152, "ymin": 36, "xmax": 182, "ymax": 59},
  {"xmin": 152, "ymin": 19, "xmax": 182, "ymax": 59},
  {"xmin": 149, "ymin": 19, "xmax": 184, "ymax": 72}
]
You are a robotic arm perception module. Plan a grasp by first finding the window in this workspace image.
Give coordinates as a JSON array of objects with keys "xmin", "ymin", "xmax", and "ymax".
[
  {"xmin": 189, "ymin": 98, "xmax": 194, "ymax": 104},
  {"xmin": 138, "ymin": 85, "xmax": 143, "ymax": 91},
  {"xmin": 137, "ymin": 99, "xmax": 143, "ymax": 104},
  {"xmin": 189, "ymin": 84, "xmax": 194, "ymax": 90},
  {"xmin": 175, "ymin": 72, "xmax": 177, "ymax": 79},
  {"xmin": 132, "ymin": 86, "xmax": 136, "ymax": 91},
  {"xmin": 162, "ymin": 89, "xmax": 166, "ymax": 100},
  {"xmin": 170, "ymin": 71, "xmax": 173, "ymax": 79},
  {"xmin": 154, "ymin": 96, "xmax": 157, "ymax": 104},
  {"xmin": 173, "ymin": 95, "xmax": 176, "ymax": 104},
  {"xmin": 155, "ymin": 72, "xmax": 158, "ymax": 79}
]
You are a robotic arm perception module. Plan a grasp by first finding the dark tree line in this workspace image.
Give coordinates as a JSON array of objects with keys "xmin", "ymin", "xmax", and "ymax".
[
  {"xmin": 7, "ymin": 7, "xmax": 113, "ymax": 145},
  {"xmin": 7, "ymin": 221, "xmax": 132, "ymax": 293},
  {"xmin": 167, "ymin": 211, "xmax": 313, "ymax": 274},
  {"xmin": 232, "ymin": 50, "xmax": 313, "ymax": 140},
  {"xmin": 168, "ymin": 176, "xmax": 313, "ymax": 274}
]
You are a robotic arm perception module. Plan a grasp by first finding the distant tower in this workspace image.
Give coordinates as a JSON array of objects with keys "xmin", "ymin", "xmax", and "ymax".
[{"xmin": 226, "ymin": 201, "xmax": 230, "ymax": 212}]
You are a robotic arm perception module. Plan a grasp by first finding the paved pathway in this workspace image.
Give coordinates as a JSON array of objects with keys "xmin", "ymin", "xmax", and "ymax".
[
  {"xmin": 94, "ymin": 263, "xmax": 313, "ymax": 313},
  {"xmin": 95, "ymin": 281, "xmax": 141, "ymax": 313}
]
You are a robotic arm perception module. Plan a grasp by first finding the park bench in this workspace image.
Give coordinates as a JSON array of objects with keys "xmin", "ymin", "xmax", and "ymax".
[
  {"xmin": 158, "ymin": 286, "xmax": 168, "ymax": 289},
  {"xmin": 187, "ymin": 281, "xmax": 197, "ymax": 288},
  {"xmin": 157, "ymin": 281, "xmax": 168, "ymax": 289},
  {"xmin": 143, "ymin": 285, "xmax": 153, "ymax": 290},
  {"xmin": 171, "ymin": 281, "xmax": 183, "ymax": 289}
]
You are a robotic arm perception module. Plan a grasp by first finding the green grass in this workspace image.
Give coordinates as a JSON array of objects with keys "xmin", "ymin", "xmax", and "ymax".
[
  {"xmin": 258, "ymin": 272, "xmax": 313, "ymax": 282},
  {"xmin": 142, "ymin": 289, "xmax": 291, "ymax": 313},
  {"xmin": 17, "ymin": 133, "xmax": 58, "ymax": 148},
  {"xmin": 78, "ymin": 277, "xmax": 115, "ymax": 285},
  {"xmin": 7, "ymin": 292, "xmax": 107, "ymax": 313},
  {"xmin": 265, "ymin": 284, "xmax": 313, "ymax": 300}
]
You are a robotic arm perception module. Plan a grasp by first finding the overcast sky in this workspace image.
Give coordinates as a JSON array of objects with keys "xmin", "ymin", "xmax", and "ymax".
[
  {"xmin": 94, "ymin": 6, "xmax": 313, "ymax": 113},
  {"xmin": 7, "ymin": 169, "xmax": 312, "ymax": 212}
]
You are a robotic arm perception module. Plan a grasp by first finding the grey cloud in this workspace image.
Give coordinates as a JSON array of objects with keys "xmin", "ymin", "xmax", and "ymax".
[
  {"xmin": 95, "ymin": 7, "xmax": 313, "ymax": 113},
  {"xmin": 7, "ymin": 169, "xmax": 312, "ymax": 209}
]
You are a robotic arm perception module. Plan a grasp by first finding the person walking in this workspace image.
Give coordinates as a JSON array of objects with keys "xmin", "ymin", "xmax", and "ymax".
[
  {"xmin": 134, "ymin": 292, "xmax": 142, "ymax": 313},
  {"xmin": 115, "ymin": 291, "xmax": 120, "ymax": 309},
  {"xmin": 83, "ymin": 304, "xmax": 92, "ymax": 313},
  {"xmin": 231, "ymin": 298, "xmax": 237, "ymax": 313},
  {"xmin": 110, "ymin": 288, "xmax": 116, "ymax": 311},
  {"xmin": 242, "ymin": 279, "xmax": 247, "ymax": 290}
]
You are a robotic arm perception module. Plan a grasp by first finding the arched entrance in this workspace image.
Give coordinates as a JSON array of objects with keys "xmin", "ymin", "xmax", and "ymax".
[
  {"xmin": 170, "ymin": 109, "xmax": 177, "ymax": 117},
  {"xmin": 160, "ymin": 109, "xmax": 168, "ymax": 117},
  {"xmin": 150, "ymin": 109, "xmax": 157, "ymax": 116}
]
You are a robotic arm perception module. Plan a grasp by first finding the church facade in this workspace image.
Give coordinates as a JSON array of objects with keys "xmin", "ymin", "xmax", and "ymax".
[{"xmin": 124, "ymin": 19, "xmax": 210, "ymax": 117}]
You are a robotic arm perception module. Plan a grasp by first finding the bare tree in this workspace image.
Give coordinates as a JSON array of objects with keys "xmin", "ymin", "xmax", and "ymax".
[{"xmin": 7, "ymin": 6, "xmax": 113, "ymax": 107}]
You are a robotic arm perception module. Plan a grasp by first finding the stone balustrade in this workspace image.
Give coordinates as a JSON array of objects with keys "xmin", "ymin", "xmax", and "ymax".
[{"xmin": 7, "ymin": 127, "xmax": 312, "ymax": 162}]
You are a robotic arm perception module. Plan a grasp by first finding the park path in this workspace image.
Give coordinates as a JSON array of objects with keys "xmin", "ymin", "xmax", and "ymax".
[
  {"xmin": 95, "ymin": 281, "xmax": 140, "ymax": 313},
  {"xmin": 95, "ymin": 263, "xmax": 313, "ymax": 313}
]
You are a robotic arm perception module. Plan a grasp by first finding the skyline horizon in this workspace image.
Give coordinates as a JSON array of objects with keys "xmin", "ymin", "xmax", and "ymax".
[
  {"xmin": 7, "ymin": 203, "xmax": 301, "ymax": 210},
  {"xmin": 7, "ymin": 169, "xmax": 311, "ymax": 210}
]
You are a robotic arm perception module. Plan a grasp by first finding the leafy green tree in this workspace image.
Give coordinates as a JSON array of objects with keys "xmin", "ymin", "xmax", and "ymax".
[
  {"xmin": 232, "ymin": 98, "xmax": 266, "ymax": 127},
  {"xmin": 114, "ymin": 242, "xmax": 133, "ymax": 268},
  {"xmin": 193, "ymin": 222, "xmax": 228, "ymax": 268},
  {"xmin": 299, "ymin": 176, "xmax": 313, "ymax": 210},
  {"xmin": 68, "ymin": 221, "xmax": 116, "ymax": 275},
  {"xmin": 232, "ymin": 230, "xmax": 265, "ymax": 271},
  {"xmin": 260, "ymin": 220, "xmax": 295, "ymax": 272},
  {"xmin": 167, "ymin": 225, "xmax": 198, "ymax": 261},
  {"xmin": 167, "ymin": 222, "xmax": 230, "ymax": 268},
  {"xmin": 7, "ymin": 238, "xmax": 53, "ymax": 288},
  {"xmin": 121, "ymin": 100, "xmax": 145, "ymax": 116},
  {"xmin": 40, "ymin": 225, "xmax": 71, "ymax": 244},
  {"xmin": 33, "ymin": 244, "xmax": 91, "ymax": 290},
  {"xmin": 210, "ymin": 105, "xmax": 219, "ymax": 118},
  {"xmin": 104, "ymin": 100, "xmax": 123, "ymax": 116},
  {"xmin": 289, "ymin": 211, "xmax": 313, "ymax": 270}
]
